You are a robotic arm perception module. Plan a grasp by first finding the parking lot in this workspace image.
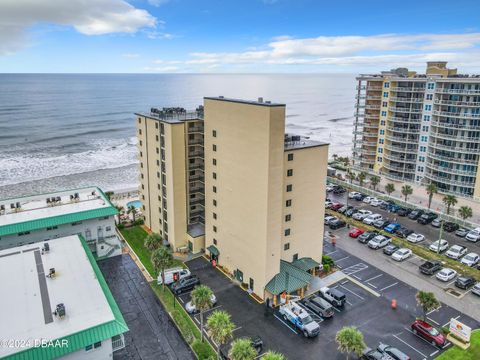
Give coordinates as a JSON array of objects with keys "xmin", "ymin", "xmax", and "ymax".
[{"xmin": 179, "ymin": 255, "xmax": 479, "ymax": 359}]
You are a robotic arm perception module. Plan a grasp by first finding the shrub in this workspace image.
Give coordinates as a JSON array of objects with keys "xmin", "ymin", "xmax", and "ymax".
[
  {"xmin": 192, "ymin": 339, "xmax": 216, "ymax": 360},
  {"xmin": 133, "ymin": 219, "xmax": 144, "ymax": 226},
  {"xmin": 323, "ymin": 263, "xmax": 331, "ymax": 274},
  {"xmin": 117, "ymin": 223, "xmax": 125, "ymax": 230},
  {"xmin": 322, "ymin": 255, "xmax": 335, "ymax": 267}
]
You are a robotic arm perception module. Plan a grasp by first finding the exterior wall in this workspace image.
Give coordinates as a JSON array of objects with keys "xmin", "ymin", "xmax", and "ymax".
[
  {"xmin": 61, "ymin": 338, "xmax": 113, "ymax": 360},
  {"xmin": 204, "ymin": 99, "xmax": 285, "ymax": 296},
  {"xmin": 0, "ymin": 216, "xmax": 120, "ymax": 256},
  {"xmin": 282, "ymin": 146, "xmax": 327, "ymax": 264}
]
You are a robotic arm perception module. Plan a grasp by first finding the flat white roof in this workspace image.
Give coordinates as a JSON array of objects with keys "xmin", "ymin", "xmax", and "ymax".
[
  {"xmin": 0, "ymin": 235, "xmax": 114, "ymax": 357},
  {"xmin": 0, "ymin": 187, "xmax": 111, "ymax": 227}
]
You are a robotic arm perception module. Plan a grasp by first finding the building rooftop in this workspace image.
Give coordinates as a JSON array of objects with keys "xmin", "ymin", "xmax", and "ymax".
[
  {"xmin": 0, "ymin": 235, "xmax": 128, "ymax": 358},
  {"xmin": 284, "ymin": 134, "xmax": 329, "ymax": 151},
  {"xmin": 135, "ymin": 106, "xmax": 204, "ymax": 124},
  {"xmin": 0, "ymin": 187, "xmax": 117, "ymax": 237},
  {"xmin": 187, "ymin": 223, "xmax": 205, "ymax": 238},
  {"xmin": 204, "ymin": 96, "xmax": 285, "ymax": 107}
]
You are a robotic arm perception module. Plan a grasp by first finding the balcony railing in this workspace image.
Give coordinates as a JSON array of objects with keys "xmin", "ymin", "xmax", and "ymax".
[
  {"xmin": 436, "ymin": 88, "xmax": 480, "ymax": 95},
  {"xmin": 425, "ymin": 161, "xmax": 477, "ymax": 176},
  {"xmin": 365, "ymin": 104, "xmax": 381, "ymax": 110},
  {"xmin": 427, "ymin": 151, "xmax": 478, "ymax": 165},
  {"xmin": 383, "ymin": 152, "xmax": 417, "ymax": 163},
  {"xmin": 386, "ymin": 125, "xmax": 420, "ymax": 134},
  {"xmin": 365, "ymin": 113, "xmax": 380, "ymax": 120},
  {"xmin": 430, "ymin": 131, "xmax": 480, "ymax": 142},
  {"xmin": 188, "ymin": 126, "xmax": 204, "ymax": 133},
  {"xmin": 389, "ymin": 116, "xmax": 422, "ymax": 124},
  {"xmin": 432, "ymin": 110, "xmax": 480, "ymax": 119},
  {"xmin": 188, "ymin": 164, "xmax": 204, "ymax": 171},
  {"xmin": 390, "ymin": 107, "xmax": 423, "ymax": 114},
  {"xmin": 188, "ymin": 151, "xmax": 204, "ymax": 158},
  {"xmin": 384, "ymin": 144, "xmax": 418, "ymax": 153},
  {"xmin": 425, "ymin": 172, "xmax": 476, "ymax": 187},
  {"xmin": 429, "ymin": 142, "xmax": 480, "ymax": 154},
  {"xmin": 389, "ymin": 97, "xmax": 424, "ymax": 103},
  {"xmin": 188, "ymin": 140, "xmax": 204, "ymax": 146},
  {"xmin": 363, "ymin": 122, "xmax": 379, "ymax": 129},
  {"xmin": 383, "ymin": 161, "xmax": 416, "ymax": 173},
  {"xmin": 366, "ymin": 86, "xmax": 383, "ymax": 91},
  {"xmin": 385, "ymin": 134, "xmax": 419, "ymax": 143},
  {"xmin": 430, "ymin": 118, "xmax": 480, "ymax": 130},
  {"xmin": 391, "ymin": 87, "xmax": 426, "ymax": 93},
  {"xmin": 433, "ymin": 99, "xmax": 480, "ymax": 107}
]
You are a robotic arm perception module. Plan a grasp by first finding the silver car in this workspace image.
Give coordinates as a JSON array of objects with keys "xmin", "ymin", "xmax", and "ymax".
[{"xmin": 185, "ymin": 294, "xmax": 217, "ymax": 314}]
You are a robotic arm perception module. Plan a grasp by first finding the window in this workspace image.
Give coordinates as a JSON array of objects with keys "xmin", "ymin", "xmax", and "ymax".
[
  {"xmin": 138, "ymin": 129, "xmax": 142, "ymax": 135},
  {"xmin": 286, "ymin": 184, "xmax": 293, "ymax": 192},
  {"xmin": 422, "ymin": 126, "xmax": 429, "ymax": 132},
  {"xmin": 381, "ymin": 111, "xmax": 387, "ymax": 116},
  {"xmin": 106, "ymin": 226, "xmax": 111, "ymax": 232},
  {"xmin": 71, "ymin": 221, "xmax": 82, "ymax": 226},
  {"xmin": 284, "ymin": 243, "xmax": 290, "ymax": 250},
  {"xmin": 421, "ymin": 135, "xmax": 428, "ymax": 142},
  {"xmin": 287, "ymin": 169, "xmax": 293, "ymax": 177},
  {"xmin": 213, "ymin": 144, "xmax": 217, "ymax": 151},
  {"xmin": 293, "ymin": 253, "xmax": 298, "ymax": 261},
  {"xmin": 85, "ymin": 345, "xmax": 93, "ymax": 352},
  {"xmin": 423, "ymin": 115, "xmax": 431, "ymax": 121},
  {"xmin": 213, "ymin": 199, "xmax": 217, "ymax": 206},
  {"xmin": 213, "ymin": 158, "xmax": 217, "ymax": 166},
  {"xmin": 379, "ymin": 138, "xmax": 384, "ymax": 144},
  {"xmin": 17, "ymin": 231, "xmax": 30, "ymax": 236},
  {"xmin": 420, "ymin": 146, "xmax": 426, "ymax": 152},
  {"xmin": 160, "ymin": 123, "xmax": 165, "ymax": 134},
  {"xmin": 140, "ymin": 151, "xmax": 143, "ymax": 157},
  {"xmin": 380, "ymin": 120, "xmax": 386, "ymax": 126},
  {"xmin": 213, "ymin": 225, "xmax": 217, "ymax": 233},
  {"xmin": 138, "ymin": 118, "xmax": 141, "ymax": 123},
  {"xmin": 379, "ymin": 129, "xmax": 385, "ymax": 135},
  {"xmin": 384, "ymin": 82, "xmax": 390, "ymax": 88},
  {"xmin": 156, "ymin": 147, "xmax": 159, "ymax": 154},
  {"xmin": 285, "ymin": 214, "xmax": 291, "ymax": 222},
  {"xmin": 286, "ymin": 199, "xmax": 292, "ymax": 207},
  {"xmin": 213, "ymin": 172, "xmax": 217, "ymax": 179},
  {"xmin": 383, "ymin": 92, "xmax": 388, "ymax": 98},
  {"xmin": 284, "ymin": 229, "xmax": 291, "ymax": 236},
  {"xmin": 213, "ymin": 186, "xmax": 217, "ymax": 193},
  {"xmin": 46, "ymin": 226, "xmax": 58, "ymax": 231},
  {"xmin": 427, "ymin": 83, "xmax": 435, "ymax": 90},
  {"xmin": 382, "ymin": 102, "xmax": 387, "ymax": 107},
  {"xmin": 426, "ymin": 94, "xmax": 433, "ymax": 100},
  {"xmin": 378, "ymin": 148, "xmax": 383, "ymax": 153},
  {"xmin": 213, "ymin": 213, "xmax": 217, "ymax": 220},
  {"xmin": 287, "ymin": 153, "xmax": 294, "ymax": 161},
  {"xmin": 155, "ymin": 122, "xmax": 158, "ymax": 129},
  {"xmin": 425, "ymin": 104, "xmax": 432, "ymax": 111},
  {"xmin": 213, "ymin": 238, "xmax": 217, "ymax": 245},
  {"xmin": 377, "ymin": 156, "xmax": 382, "ymax": 162},
  {"xmin": 212, "ymin": 130, "xmax": 217, "ymax": 137},
  {"xmin": 94, "ymin": 342, "xmax": 101, "ymax": 349}
]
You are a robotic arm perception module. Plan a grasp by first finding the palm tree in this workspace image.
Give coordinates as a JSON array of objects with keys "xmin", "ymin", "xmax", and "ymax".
[
  {"xmin": 370, "ymin": 175, "xmax": 380, "ymax": 191},
  {"xmin": 458, "ymin": 206, "xmax": 473, "ymax": 222},
  {"xmin": 229, "ymin": 338, "xmax": 257, "ymax": 360},
  {"xmin": 144, "ymin": 233, "xmax": 162, "ymax": 251},
  {"xmin": 426, "ymin": 183, "xmax": 437, "ymax": 210},
  {"xmin": 207, "ymin": 310, "xmax": 235, "ymax": 360},
  {"xmin": 401, "ymin": 184, "xmax": 413, "ymax": 202},
  {"xmin": 385, "ymin": 183, "xmax": 395, "ymax": 196},
  {"xmin": 442, "ymin": 194, "xmax": 458, "ymax": 215},
  {"xmin": 114, "ymin": 205, "xmax": 124, "ymax": 225},
  {"xmin": 357, "ymin": 172, "xmax": 367, "ymax": 187},
  {"xmin": 151, "ymin": 246, "xmax": 173, "ymax": 289},
  {"xmin": 332, "ymin": 154, "xmax": 338, "ymax": 162},
  {"xmin": 191, "ymin": 285, "xmax": 214, "ymax": 342},
  {"xmin": 262, "ymin": 351, "xmax": 285, "ymax": 360},
  {"xmin": 127, "ymin": 205, "xmax": 138, "ymax": 222},
  {"xmin": 416, "ymin": 291, "xmax": 440, "ymax": 321},
  {"xmin": 345, "ymin": 169, "xmax": 355, "ymax": 184},
  {"xmin": 335, "ymin": 326, "xmax": 366, "ymax": 360}
]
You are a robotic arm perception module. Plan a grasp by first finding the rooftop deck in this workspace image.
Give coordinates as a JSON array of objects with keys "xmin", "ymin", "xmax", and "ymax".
[{"xmin": 284, "ymin": 134, "xmax": 329, "ymax": 151}]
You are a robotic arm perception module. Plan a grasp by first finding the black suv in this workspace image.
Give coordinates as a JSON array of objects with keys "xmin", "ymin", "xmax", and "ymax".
[
  {"xmin": 395, "ymin": 227, "xmax": 414, "ymax": 238},
  {"xmin": 358, "ymin": 231, "xmax": 378, "ymax": 244},
  {"xmin": 345, "ymin": 207, "xmax": 358, "ymax": 217},
  {"xmin": 419, "ymin": 260, "xmax": 442, "ymax": 275},
  {"xmin": 373, "ymin": 219, "xmax": 390, "ymax": 229},
  {"xmin": 171, "ymin": 275, "xmax": 200, "ymax": 294},
  {"xmin": 353, "ymin": 193, "xmax": 366, "ymax": 201},
  {"xmin": 455, "ymin": 277, "xmax": 476, "ymax": 290},
  {"xmin": 338, "ymin": 205, "xmax": 353, "ymax": 214},
  {"xmin": 329, "ymin": 219, "xmax": 346, "ymax": 230},
  {"xmin": 408, "ymin": 209, "xmax": 424, "ymax": 220},
  {"xmin": 444, "ymin": 222, "xmax": 460, "ymax": 232},
  {"xmin": 332, "ymin": 186, "xmax": 346, "ymax": 194},
  {"xmin": 397, "ymin": 207, "xmax": 411, "ymax": 217},
  {"xmin": 417, "ymin": 212, "xmax": 438, "ymax": 225}
]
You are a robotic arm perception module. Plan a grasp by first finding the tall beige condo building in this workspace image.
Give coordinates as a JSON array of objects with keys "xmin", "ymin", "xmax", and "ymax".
[
  {"xmin": 353, "ymin": 62, "xmax": 480, "ymax": 199},
  {"xmin": 136, "ymin": 97, "xmax": 328, "ymax": 300}
]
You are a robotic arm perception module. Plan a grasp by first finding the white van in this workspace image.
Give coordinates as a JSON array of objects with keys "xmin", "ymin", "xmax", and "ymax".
[
  {"xmin": 466, "ymin": 227, "xmax": 480, "ymax": 242},
  {"xmin": 157, "ymin": 267, "xmax": 191, "ymax": 285},
  {"xmin": 363, "ymin": 214, "xmax": 382, "ymax": 225}
]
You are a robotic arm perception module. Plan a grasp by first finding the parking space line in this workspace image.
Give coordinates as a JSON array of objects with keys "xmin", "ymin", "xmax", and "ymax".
[
  {"xmin": 443, "ymin": 315, "xmax": 460, "ymax": 327},
  {"xmin": 324, "ymin": 250, "xmax": 337, "ymax": 256},
  {"xmin": 445, "ymin": 279, "xmax": 456, "ymax": 288},
  {"xmin": 392, "ymin": 334, "xmax": 428, "ymax": 359},
  {"xmin": 367, "ymin": 282, "xmax": 377, "ymax": 289},
  {"xmin": 427, "ymin": 306, "xmax": 441, "ymax": 315},
  {"xmin": 352, "ymin": 274, "xmax": 362, "ymax": 280},
  {"xmin": 430, "ymin": 349, "xmax": 439, "ymax": 357},
  {"xmin": 427, "ymin": 317, "xmax": 440, "ymax": 326},
  {"xmin": 335, "ymin": 256, "xmax": 350, "ymax": 262},
  {"xmin": 194, "ymin": 317, "xmax": 200, "ymax": 324},
  {"xmin": 233, "ymin": 326, "xmax": 242, "ymax": 332},
  {"xmin": 404, "ymin": 327, "xmax": 443, "ymax": 351},
  {"xmin": 380, "ymin": 282, "xmax": 398, "ymax": 292},
  {"xmin": 178, "ymin": 297, "xmax": 185, "ymax": 304},
  {"xmin": 339, "ymin": 284, "xmax": 365, "ymax": 300},
  {"xmin": 204, "ymin": 328, "xmax": 218, "ymax": 348},
  {"xmin": 365, "ymin": 274, "xmax": 383, "ymax": 282},
  {"xmin": 274, "ymin": 314, "xmax": 298, "ymax": 334}
]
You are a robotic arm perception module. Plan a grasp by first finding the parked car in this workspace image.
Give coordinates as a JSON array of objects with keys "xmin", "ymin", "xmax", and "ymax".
[
  {"xmin": 349, "ymin": 191, "xmax": 361, "ymax": 199},
  {"xmin": 353, "ymin": 193, "xmax": 367, "ymax": 201},
  {"xmin": 396, "ymin": 227, "xmax": 414, "ymax": 239},
  {"xmin": 384, "ymin": 223, "xmax": 401, "ymax": 233},
  {"xmin": 455, "ymin": 276, "xmax": 476, "ymax": 290},
  {"xmin": 325, "ymin": 200, "xmax": 333, "ymax": 208},
  {"xmin": 397, "ymin": 207, "xmax": 412, "ymax": 217},
  {"xmin": 324, "ymin": 215, "xmax": 336, "ymax": 225},
  {"xmin": 330, "ymin": 202, "xmax": 344, "ymax": 211},
  {"xmin": 220, "ymin": 337, "xmax": 263, "ymax": 359},
  {"xmin": 171, "ymin": 275, "xmax": 200, "ymax": 294},
  {"xmin": 353, "ymin": 209, "xmax": 373, "ymax": 220},
  {"xmin": 455, "ymin": 228, "xmax": 470, "ymax": 238},
  {"xmin": 363, "ymin": 214, "xmax": 383, "ymax": 225},
  {"xmin": 419, "ymin": 260, "xmax": 442, "ymax": 275},
  {"xmin": 363, "ymin": 196, "xmax": 376, "ymax": 204},
  {"xmin": 408, "ymin": 209, "xmax": 424, "ymax": 220},
  {"xmin": 391, "ymin": 248, "xmax": 413, "ymax": 262},
  {"xmin": 379, "ymin": 200, "xmax": 395, "ymax": 210},
  {"xmin": 472, "ymin": 283, "xmax": 480, "ymax": 297},
  {"xmin": 373, "ymin": 218, "xmax": 390, "ymax": 229},
  {"xmin": 387, "ymin": 203, "xmax": 401, "ymax": 213},
  {"xmin": 319, "ymin": 286, "xmax": 346, "ymax": 307},
  {"xmin": 185, "ymin": 294, "xmax": 217, "ymax": 313},
  {"xmin": 445, "ymin": 245, "xmax": 467, "ymax": 260},
  {"xmin": 326, "ymin": 185, "xmax": 334, "ymax": 192},
  {"xmin": 377, "ymin": 343, "xmax": 411, "ymax": 360},
  {"xmin": 436, "ymin": 268, "xmax": 457, "ymax": 282},
  {"xmin": 431, "ymin": 218, "xmax": 443, "ymax": 228},
  {"xmin": 362, "ymin": 348, "xmax": 390, "ymax": 360},
  {"xmin": 329, "ymin": 219, "xmax": 347, "ymax": 230},
  {"xmin": 411, "ymin": 320, "xmax": 446, "ymax": 347},
  {"xmin": 368, "ymin": 235, "xmax": 391, "ymax": 249},
  {"xmin": 349, "ymin": 227, "xmax": 365, "ymax": 238},
  {"xmin": 406, "ymin": 233, "xmax": 425, "ymax": 243},
  {"xmin": 417, "ymin": 212, "xmax": 437, "ymax": 225},
  {"xmin": 383, "ymin": 244, "xmax": 399, "ymax": 256},
  {"xmin": 429, "ymin": 239, "xmax": 449, "ymax": 253},
  {"xmin": 338, "ymin": 205, "xmax": 353, "ymax": 214},
  {"xmin": 444, "ymin": 222, "xmax": 460, "ymax": 233},
  {"xmin": 332, "ymin": 186, "xmax": 346, "ymax": 194},
  {"xmin": 370, "ymin": 199, "xmax": 383, "ymax": 207},
  {"xmin": 345, "ymin": 207, "xmax": 358, "ymax": 217},
  {"xmin": 466, "ymin": 227, "xmax": 480, "ymax": 242},
  {"xmin": 461, "ymin": 252, "xmax": 480, "ymax": 267},
  {"xmin": 305, "ymin": 296, "xmax": 334, "ymax": 318},
  {"xmin": 358, "ymin": 231, "xmax": 379, "ymax": 244},
  {"xmin": 158, "ymin": 267, "xmax": 191, "ymax": 285}
]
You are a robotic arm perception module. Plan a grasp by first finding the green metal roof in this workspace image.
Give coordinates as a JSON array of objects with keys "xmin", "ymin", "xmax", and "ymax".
[
  {"xmin": 292, "ymin": 257, "xmax": 320, "ymax": 272},
  {"xmin": 4, "ymin": 236, "xmax": 128, "ymax": 360},
  {"xmin": 207, "ymin": 245, "xmax": 219, "ymax": 256},
  {"xmin": 265, "ymin": 260, "xmax": 313, "ymax": 295}
]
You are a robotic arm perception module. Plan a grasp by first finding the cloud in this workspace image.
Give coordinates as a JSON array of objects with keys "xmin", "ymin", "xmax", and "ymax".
[
  {"xmin": 153, "ymin": 59, "xmax": 182, "ymax": 64},
  {"xmin": 144, "ymin": 31, "xmax": 175, "ymax": 39},
  {"xmin": 147, "ymin": 0, "xmax": 170, "ymax": 6},
  {"xmin": 0, "ymin": 0, "xmax": 156, "ymax": 55},
  {"xmin": 144, "ymin": 66, "xmax": 179, "ymax": 72}
]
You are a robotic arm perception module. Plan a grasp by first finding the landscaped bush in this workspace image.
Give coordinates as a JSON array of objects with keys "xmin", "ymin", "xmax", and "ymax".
[
  {"xmin": 322, "ymin": 255, "xmax": 335, "ymax": 267},
  {"xmin": 192, "ymin": 339, "xmax": 216, "ymax": 360},
  {"xmin": 117, "ymin": 223, "xmax": 125, "ymax": 230},
  {"xmin": 133, "ymin": 219, "xmax": 144, "ymax": 226}
]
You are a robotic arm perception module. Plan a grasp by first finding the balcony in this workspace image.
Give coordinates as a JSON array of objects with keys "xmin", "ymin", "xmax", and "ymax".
[
  {"xmin": 390, "ymin": 107, "xmax": 423, "ymax": 114},
  {"xmin": 383, "ymin": 161, "xmax": 416, "ymax": 173},
  {"xmin": 384, "ymin": 143, "xmax": 418, "ymax": 153},
  {"xmin": 425, "ymin": 172, "xmax": 476, "ymax": 187},
  {"xmin": 391, "ymin": 87, "xmax": 426, "ymax": 93},
  {"xmin": 363, "ymin": 132, "xmax": 378, "ymax": 138},
  {"xmin": 188, "ymin": 151, "xmax": 204, "ymax": 158},
  {"xmin": 188, "ymin": 163, "xmax": 204, "ymax": 171},
  {"xmin": 356, "ymin": 85, "xmax": 366, "ymax": 90},
  {"xmin": 434, "ymin": 99, "xmax": 480, "ymax": 107},
  {"xmin": 390, "ymin": 97, "xmax": 424, "ymax": 103},
  {"xmin": 383, "ymin": 152, "xmax": 417, "ymax": 163},
  {"xmin": 189, "ymin": 175, "xmax": 204, "ymax": 182},
  {"xmin": 430, "ymin": 131, "xmax": 480, "ymax": 142},
  {"xmin": 436, "ymin": 88, "xmax": 480, "ymax": 95},
  {"xmin": 428, "ymin": 151, "xmax": 478, "ymax": 165},
  {"xmin": 385, "ymin": 134, "xmax": 419, "ymax": 143},
  {"xmin": 367, "ymin": 95, "xmax": 382, "ymax": 101},
  {"xmin": 429, "ymin": 142, "xmax": 480, "ymax": 154},
  {"xmin": 389, "ymin": 116, "xmax": 422, "ymax": 124},
  {"xmin": 365, "ymin": 113, "xmax": 380, "ymax": 120},
  {"xmin": 430, "ymin": 118, "xmax": 480, "ymax": 131},
  {"xmin": 362, "ymin": 140, "xmax": 378, "ymax": 146},
  {"xmin": 425, "ymin": 162, "xmax": 477, "ymax": 176},
  {"xmin": 363, "ymin": 122, "xmax": 379, "ymax": 130},
  {"xmin": 189, "ymin": 198, "xmax": 205, "ymax": 206},
  {"xmin": 188, "ymin": 125, "xmax": 204, "ymax": 133},
  {"xmin": 366, "ymin": 86, "xmax": 383, "ymax": 91},
  {"xmin": 188, "ymin": 139, "xmax": 204, "ymax": 146},
  {"xmin": 432, "ymin": 110, "xmax": 480, "ymax": 120},
  {"xmin": 365, "ymin": 104, "xmax": 381, "ymax": 110},
  {"xmin": 386, "ymin": 125, "xmax": 420, "ymax": 134}
]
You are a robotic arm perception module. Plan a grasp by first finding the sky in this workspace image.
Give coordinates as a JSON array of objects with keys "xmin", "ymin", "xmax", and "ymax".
[{"xmin": 1, "ymin": 0, "xmax": 480, "ymax": 73}]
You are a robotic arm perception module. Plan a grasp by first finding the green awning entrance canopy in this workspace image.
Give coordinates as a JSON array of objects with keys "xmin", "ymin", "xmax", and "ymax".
[
  {"xmin": 207, "ymin": 245, "xmax": 219, "ymax": 256},
  {"xmin": 292, "ymin": 257, "xmax": 321, "ymax": 272},
  {"xmin": 265, "ymin": 260, "xmax": 313, "ymax": 295}
]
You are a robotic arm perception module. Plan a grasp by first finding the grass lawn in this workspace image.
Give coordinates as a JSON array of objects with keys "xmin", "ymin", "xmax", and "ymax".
[
  {"xmin": 436, "ymin": 330, "xmax": 480, "ymax": 360},
  {"xmin": 120, "ymin": 225, "xmax": 185, "ymax": 277}
]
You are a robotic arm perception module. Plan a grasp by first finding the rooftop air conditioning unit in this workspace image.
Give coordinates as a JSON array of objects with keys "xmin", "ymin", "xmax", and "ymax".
[{"xmin": 53, "ymin": 303, "xmax": 66, "ymax": 318}]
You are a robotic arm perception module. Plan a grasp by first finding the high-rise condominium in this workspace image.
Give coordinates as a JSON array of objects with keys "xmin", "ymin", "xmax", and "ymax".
[{"xmin": 353, "ymin": 62, "xmax": 480, "ymax": 198}]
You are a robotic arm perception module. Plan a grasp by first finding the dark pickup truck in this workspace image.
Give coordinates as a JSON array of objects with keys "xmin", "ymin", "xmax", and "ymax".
[{"xmin": 419, "ymin": 260, "xmax": 442, "ymax": 275}]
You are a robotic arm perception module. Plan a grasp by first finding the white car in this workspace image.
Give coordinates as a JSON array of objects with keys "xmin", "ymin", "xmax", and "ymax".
[
  {"xmin": 363, "ymin": 196, "xmax": 375, "ymax": 204},
  {"xmin": 368, "ymin": 235, "xmax": 391, "ymax": 249},
  {"xmin": 391, "ymin": 248, "xmax": 413, "ymax": 262},
  {"xmin": 349, "ymin": 191, "xmax": 361, "ymax": 199},
  {"xmin": 466, "ymin": 228, "xmax": 480, "ymax": 242},
  {"xmin": 406, "ymin": 233, "xmax": 425, "ymax": 243},
  {"xmin": 472, "ymin": 283, "xmax": 480, "ymax": 297},
  {"xmin": 363, "ymin": 214, "xmax": 382, "ymax": 225},
  {"xmin": 370, "ymin": 199, "xmax": 383, "ymax": 207},
  {"xmin": 185, "ymin": 294, "xmax": 217, "ymax": 314},
  {"xmin": 326, "ymin": 186, "xmax": 334, "ymax": 192},
  {"xmin": 429, "ymin": 239, "xmax": 449, "ymax": 253},
  {"xmin": 436, "ymin": 268, "xmax": 457, "ymax": 282},
  {"xmin": 461, "ymin": 252, "xmax": 480, "ymax": 267},
  {"xmin": 445, "ymin": 245, "xmax": 468, "ymax": 260},
  {"xmin": 324, "ymin": 215, "xmax": 336, "ymax": 225},
  {"xmin": 353, "ymin": 209, "xmax": 373, "ymax": 221},
  {"xmin": 325, "ymin": 200, "xmax": 332, "ymax": 208}
]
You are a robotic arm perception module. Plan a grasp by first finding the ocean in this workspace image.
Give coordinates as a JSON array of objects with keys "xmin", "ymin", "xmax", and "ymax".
[{"xmin": 0, "ymin": 73, "xmax": 356, "ymax": 198}]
